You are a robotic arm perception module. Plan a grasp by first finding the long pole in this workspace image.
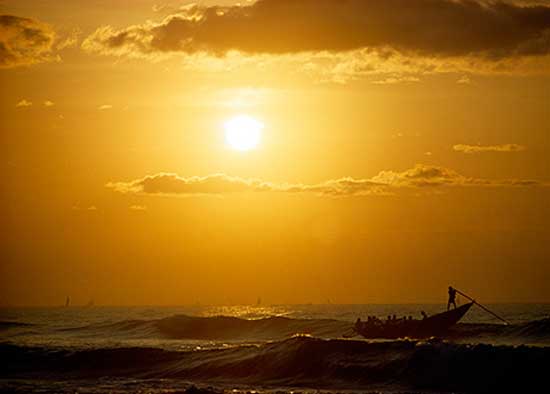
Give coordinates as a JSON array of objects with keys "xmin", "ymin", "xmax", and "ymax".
[{"xmin": 454, "ymin": 288, "xmax": 509, "ymax": 325}]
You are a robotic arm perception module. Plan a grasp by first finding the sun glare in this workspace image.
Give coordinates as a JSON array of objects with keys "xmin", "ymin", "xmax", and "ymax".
[{"xmin": 224, "ymin": 115, "xmax": 263, "ymax": 151}]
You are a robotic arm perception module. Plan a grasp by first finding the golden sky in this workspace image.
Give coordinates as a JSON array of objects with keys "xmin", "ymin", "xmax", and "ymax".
[{"xmin": 1, "ymin": 0, "xmax": 550, "ymax": 305}]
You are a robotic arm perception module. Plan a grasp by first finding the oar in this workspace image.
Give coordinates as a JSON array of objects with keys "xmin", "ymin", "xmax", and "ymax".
[{"xmin": 454, "ymin": 287, "xmax": 510, "ymax": 325}]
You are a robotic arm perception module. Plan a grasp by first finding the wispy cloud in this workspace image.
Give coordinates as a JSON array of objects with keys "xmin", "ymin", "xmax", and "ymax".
[
  {"xmin": 55, "ymin": 28, "xmax": 80, "ymax": 50},
  {"xmin": 15, "ymin": 99, "xmax": 32, "ymax": 107},
  {"xmin": 453, "ymin": 144, "xmax": 526, "ymax": 154},
  {"xmin": 98, "ymin": 104, "xmax": 113, "ymax": 110},
  {"xmin": 370, "ymin": 164, "xmax": 539, "ymax": 187},
  {"xmin": 372, "ymin": 76, "xmax": 420, "ymax": 85},
  {"xmin": 43, "ymin": 100, "xmax": 54, "ymax": 107},
  {"xmin": 106, "ymin": 165, "xmax": 547, "ymax": 198}
]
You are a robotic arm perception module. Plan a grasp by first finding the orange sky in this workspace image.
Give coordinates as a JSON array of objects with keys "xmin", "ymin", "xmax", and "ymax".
[{"xmin": 1, "ymin": 0, "xmax": 550, "ymax": 305}]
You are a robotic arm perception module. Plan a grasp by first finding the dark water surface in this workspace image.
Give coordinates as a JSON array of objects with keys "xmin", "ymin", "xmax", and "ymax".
[{"xmin": 2, "ymin": 304, "xmax": 549, "ymax": 393}]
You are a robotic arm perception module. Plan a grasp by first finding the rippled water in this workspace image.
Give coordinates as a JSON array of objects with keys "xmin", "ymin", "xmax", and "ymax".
[{"xmin": 1, "ymin": 304, "xmax": 549, "ymax": 393}]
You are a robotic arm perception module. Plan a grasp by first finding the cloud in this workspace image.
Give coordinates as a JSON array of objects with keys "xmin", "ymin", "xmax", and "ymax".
[
  {"xmin": 372, "ymin": 76, "xmax": 420, "ymax": 85},
  {"xmin": 55, "ymin": 28, "xmax": 80, "ymax": 50},
  {"xmin": 299, "ymin": 47, "xmax": 550, "ymax": 83},
  {"xmin": 370, "ymin": 164, "xmax": 540, "ymax": 187},
  {"xmin": 106, "ymin": 165, "xmax": 547, "ymax": 198},
  {"xmin": 453, "ymin": 144, "xmax": 527, "ymax": 153},
  {"xmin": 129, "ymin": 205, "xmax": 147, "ymax": 211},
  {"xmin": 457, "ymin": 75, "xmax": 471, "ymax": 84},
  {"xmin": 0, "ymin": 15, "xmax": 56, "ymax": 68},
  {"xmin": 15, "ymin": 99, "xmax": 32, "ymax": 107},
  {"xmin": 43, "ymin": 100, "xmax": 54, "ymax": 107},
  {"xmin": 83, "ymin": 0, "xmax": 550, "ymax": 62},
  {"xmin": 372, "ymin": 165, "xmax": 467, "ymax": 187},
  {"xmin": 98, "ymin": 104, "xmax": 113, "ymax": 110},
  {"xmin": 106, "ymin": 172, "xmax": 385, "ymax": 197}
]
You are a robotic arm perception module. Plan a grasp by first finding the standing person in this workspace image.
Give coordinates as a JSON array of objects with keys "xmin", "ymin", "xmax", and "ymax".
[{"xmin": 447, "ymin": 286, "xmax": 457, "ymax": 310}]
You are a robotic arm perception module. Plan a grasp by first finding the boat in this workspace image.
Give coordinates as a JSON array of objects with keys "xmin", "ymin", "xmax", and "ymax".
[{"xmin": 354, "ymin": 302, "xmax": 474, "ymax": 339}]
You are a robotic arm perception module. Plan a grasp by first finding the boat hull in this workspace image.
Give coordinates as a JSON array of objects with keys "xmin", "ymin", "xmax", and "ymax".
[{"xmin": 357, "ymin": 302, "xmax": 474, "ymax": 339}]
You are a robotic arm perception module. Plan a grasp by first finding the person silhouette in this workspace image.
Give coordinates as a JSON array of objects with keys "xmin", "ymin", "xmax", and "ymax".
[{"xmin": 447, "ymin": 286, "xmax": 457, "ymax": 310}]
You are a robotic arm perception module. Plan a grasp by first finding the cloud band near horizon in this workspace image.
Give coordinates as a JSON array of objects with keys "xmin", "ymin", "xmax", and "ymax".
[
  {"xmin": 453, "ymin": 143, "xmax": 527, "ymax": 153},
  {"xmin": 106, "ymin": 164, "xmax": 547, "ymax": 198}
]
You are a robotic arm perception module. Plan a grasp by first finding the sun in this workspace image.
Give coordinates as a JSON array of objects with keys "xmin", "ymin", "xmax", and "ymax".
[{"xmin": 224, "ymin": 115, "xmax": 263, "ymax": 151}]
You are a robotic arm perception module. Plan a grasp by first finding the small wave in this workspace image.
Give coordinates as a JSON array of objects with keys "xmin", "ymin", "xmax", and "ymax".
[
  {"xmin": 60, "ymin": 314, "xmax": 351, "ymax": 341},
  {"xmin": 448, "ymin": 317, "xmax": 550, "ymax": 345},
  {"xmin": 0, "ymin": 321, "xmax": 34, "ymax": 331},
  {"xmin": 59, "ymin": 318, "xmax": 158, "ymax": 338},
  {"xmin": 155, "ymin": 315, "xmax": 350, "ymax": 340},
  {"xmin": 3, "ymin": 336, "xmax": 549, "ymax": 392},
  {"xmin": 510, "ymin": 317, "xmax": 550, "ymax": 338}
]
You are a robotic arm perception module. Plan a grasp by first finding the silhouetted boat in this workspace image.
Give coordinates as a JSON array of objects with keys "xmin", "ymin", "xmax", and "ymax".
[{"xmin": 355, "ymin": 302, "xmax": 474, "ymax": 339}]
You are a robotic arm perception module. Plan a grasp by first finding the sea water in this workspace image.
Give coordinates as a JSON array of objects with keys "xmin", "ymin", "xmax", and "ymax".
[{"xmin": 1, "ymin": 304, "xmax": 550, "ymax": 393}]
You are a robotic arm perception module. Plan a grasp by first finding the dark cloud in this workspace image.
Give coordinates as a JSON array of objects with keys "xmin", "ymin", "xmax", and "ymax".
[
  {"xmin": 83, "ymin": 0, "xmax": 550, "ymax": 60},
  {"xmin": 106, "ymin": 165, "xmax": 547, "ymax": 198},
  {"xmin": 0, "ymin": 15, "xmax": 56, "ymax": 68}
]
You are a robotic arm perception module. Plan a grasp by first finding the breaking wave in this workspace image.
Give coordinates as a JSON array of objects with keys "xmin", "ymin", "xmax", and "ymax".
[{"xmin": 3, "ymin": 336, "xmax": 549, "ymax": 392}]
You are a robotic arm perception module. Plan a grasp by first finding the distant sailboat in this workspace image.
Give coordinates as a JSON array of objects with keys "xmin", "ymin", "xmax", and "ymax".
[
  {"xmin": 64, "ymin": 296, "xmax": 70, "ymax": 307},
  {"xmin": 256, "ymin": 297, "xmax": 262, "ymax": 306}
]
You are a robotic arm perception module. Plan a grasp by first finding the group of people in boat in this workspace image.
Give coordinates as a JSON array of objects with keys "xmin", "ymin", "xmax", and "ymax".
[
  {"xmin": 354, "ymin": 286, "xmax": 459, "ymax": 334},
  {"xmin": 355, "ymin": 312, "xmax": 427, "ymax": 332}
]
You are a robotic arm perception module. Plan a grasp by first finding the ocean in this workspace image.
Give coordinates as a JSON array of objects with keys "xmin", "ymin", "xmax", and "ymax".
[{"xmin": 1, "ymin": 303, "xmax": 550, "ymax": 393}]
